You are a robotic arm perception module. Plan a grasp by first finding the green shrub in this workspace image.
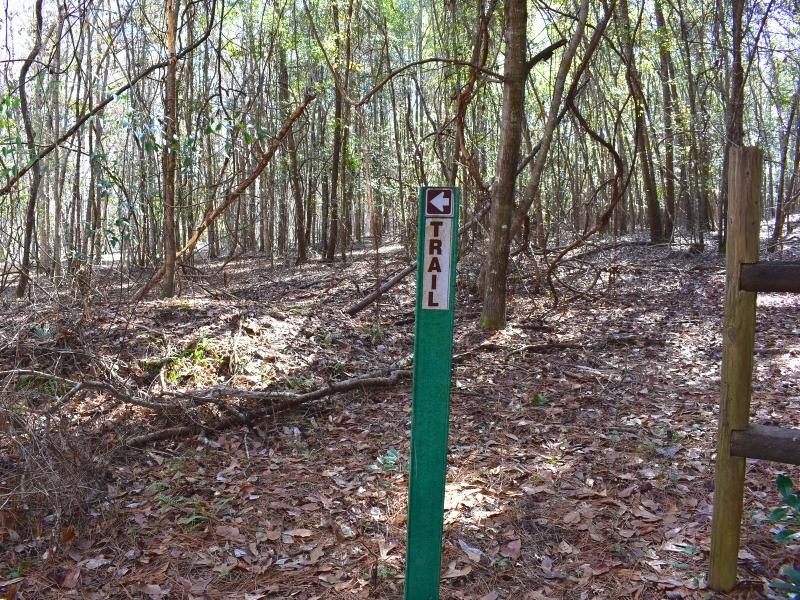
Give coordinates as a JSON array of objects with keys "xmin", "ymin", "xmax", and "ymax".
[{"xmin": 768, "ymin": 475, "xmax": 800, "ymax": 598}]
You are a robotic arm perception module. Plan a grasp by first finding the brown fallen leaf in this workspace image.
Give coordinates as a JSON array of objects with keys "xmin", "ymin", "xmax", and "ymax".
[
  {"xmin": 557, "ymin": 540, "xmax": 575, "ymax": 554},
  {"xmin": 525, "ymin": 590, "xmax": 558, "ymax": 600},
  {"xmin": 81, "ymin": 556, "xmax": 111, "ymax": 570},
  {"xmin": 61, "ymin": 525, "xmax": 76, "ymax": 545},
  {"xmin": 284, "ymin": 528, "xmax": 313, "ymax": 537},
  {"xmin": 633, "ymin": 506, "xmax": 661, "ymax": 521},
  {"xmin": 562, "ymin": 510, "xmax": 581, "ymax": 524},
  {"xmin": 141, "ymin": 583, "xmax": 168, "ymax": 599},
  {"xmin": 458, "ymin": 538, "xmax": 483, "ymax": 562},
  {"xmin": 442, "ymin": 561, "xmax": 472, "ymax": 579},
  {"xmin": 589, "ymin": 529, "xmax": 604, "ymax": 542},
  {"xmin": 501, "ymin": 539, "xmax": 522, "ymax": 560},
  {"xmin": 618, "ymin": 529, "xmax": 635, "ymax": 538},
  {"xmin": 306, "ymin": 547, "xmax": 324, "ymax": 564},
  {"xmin": 61, "ymin": 569, "xmax": 81, "ymax": 588},
  {"xmin": 215, "ymin": 525, "xmax": 246, "ymax": 542},
  {"xmin": 336, "ymin": 523, "xmax": 357, "ymax": 541}
]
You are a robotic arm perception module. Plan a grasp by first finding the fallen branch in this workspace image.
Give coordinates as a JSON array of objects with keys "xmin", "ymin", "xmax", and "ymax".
[
  {"xmin": 504, "ymin": 342, "xmax": 584, "ymax": 358},
  {"xmin": 1, "ymin": 356, "xmax": 413, "ymax": 448},
  {"xmin": 558, "ymin": 240, "xmax": 649, "ymax": 263},
  {"xmin": 344, "ymin": 201, "xmax": 492, "ymax": 316},
  {"xmin": 0, "ymin": 369, "xmax": 170, "ymax": 410},
  {"xmin": 126, "ymin": 362, "xmax": 412, "ymax": 447}
]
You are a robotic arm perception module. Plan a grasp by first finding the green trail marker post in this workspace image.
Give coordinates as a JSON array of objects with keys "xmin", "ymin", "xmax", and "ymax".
[{"xmin": 405, "ymin": 187, "xmax": 460, "ymax": 600}]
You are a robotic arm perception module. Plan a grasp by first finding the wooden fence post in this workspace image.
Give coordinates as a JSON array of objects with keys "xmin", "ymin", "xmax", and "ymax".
[{"xmin": 709, "ymin": 146, "xmax": 762, "ymax": 592}]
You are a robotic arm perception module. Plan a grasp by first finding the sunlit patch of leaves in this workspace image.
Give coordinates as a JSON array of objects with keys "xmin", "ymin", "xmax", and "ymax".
[{"xmin": 165, "ymin": 337, "xmax": 222, "ymax": 385}]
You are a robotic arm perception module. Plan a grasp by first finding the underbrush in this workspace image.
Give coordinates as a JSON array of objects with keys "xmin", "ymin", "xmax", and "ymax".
[
  {"xmin": 0, "ymin": 403, "xmax": 103, "ymax": 544},
  {"xmin": 0, "ymin": 292, "xmax": 109, "ymax": 556}
]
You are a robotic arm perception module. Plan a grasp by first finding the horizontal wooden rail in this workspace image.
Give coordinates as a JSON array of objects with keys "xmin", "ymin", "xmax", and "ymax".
[
  {"xmin": 730, "ymin": 424, "xmax": 800, "ymax": 465},
  {"xmin": 740, "ymin": 261, "xmax": 800, "ymax": 293}
]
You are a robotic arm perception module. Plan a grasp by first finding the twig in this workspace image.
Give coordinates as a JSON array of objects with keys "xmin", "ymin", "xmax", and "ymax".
[{"xmin": 0, "ymin": 369, "xmax": 170, "ymax": 410}]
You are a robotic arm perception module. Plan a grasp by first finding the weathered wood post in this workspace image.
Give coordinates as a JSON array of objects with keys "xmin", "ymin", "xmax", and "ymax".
[{"xmin": 709, "ymin": 146, "xmax": 762, "ymax": 592}]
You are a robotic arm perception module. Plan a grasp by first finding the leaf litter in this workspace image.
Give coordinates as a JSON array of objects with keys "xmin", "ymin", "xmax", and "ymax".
[{"xmin": 0, "ymin": 242, "xmax": 798, "ymax": 599}]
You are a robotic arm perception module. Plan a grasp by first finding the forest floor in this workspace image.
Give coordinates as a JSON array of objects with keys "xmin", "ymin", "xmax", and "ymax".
[{"xmin": 1, "ymin": 236, "xmax": 799, "ymax": 600}]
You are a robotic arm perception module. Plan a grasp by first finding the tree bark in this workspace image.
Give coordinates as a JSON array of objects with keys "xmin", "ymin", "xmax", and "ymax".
[
  {"xmin": 14, "ymin": 0, "xmax": 45, "ymax": 298},
  {"xmin": 479, "ymin": 0, "xmax": 527, "ymax": 330},
  {"xmin": 718, "ymin": 0, "xmax": 746, "ymax": 252},
  {"xmin": 161, "ymin": 0, "xmax": 179, "ymax": 297},
  {"xmin": 618, "ymin": 0, "xmax": 663, "ymax": 243}
]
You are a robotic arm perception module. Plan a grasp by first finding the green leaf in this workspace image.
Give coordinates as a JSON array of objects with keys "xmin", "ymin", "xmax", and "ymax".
[
  {"xmin": 768, "ymin": 507, "xmax": 790, "ymax": 523},
  {"xmin": 782, "ymin": 567, "xmax": 800, "ymax": 581},
  {"xmin": 774, "ymin": 529, "xmax": 800, "ymax": 543},
  {"xmin": 778, "ymin": 475, "xmax": 794, "ymax": 500},
  {"xmin": 177, "ymin": 514, "xmax": 208, "ymax": 525}
]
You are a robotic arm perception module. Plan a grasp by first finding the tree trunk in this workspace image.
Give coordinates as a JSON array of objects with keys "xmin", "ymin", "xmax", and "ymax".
[
  {"xmin": 718, "ymin": 0, "xmax": 745, "ymax": 251},
  {"xmin": 325, "ymin": 0, "xmax": 344, "ymax": 262},
  {"xmin": 479, "ymin": 0, "xmax": 527, "ymax": 330},
  {"xmin": 511, "ymin": 3, "xmax": 588, "ymax": 248},
  {"xmin": 654, "ymin": 0, "xmax": 676, "ymax": 241},
  {"xmin": 14, "ymin": 0, "xmax": 44, "ymax": 298},
  {"xmin": 52, "ymin": 6, "xmax": 65, "ymax": 279},
  {"xmin": 619, "ymin": 0, "xmax": 663, "ymax": 243},
  {"xmin": 161, "ymin": 0, "xmax": 179, "ymax": 297},
  {"xmin": 768, "ymin": 78, "xmax": 799, "ymax": 252},
  {"xmin": 278, "ymin": 47, "xmax": 307, "ymax": 264}
]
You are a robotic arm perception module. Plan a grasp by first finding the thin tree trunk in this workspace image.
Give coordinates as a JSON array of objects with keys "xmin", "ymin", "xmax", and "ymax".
[
  {"xmin": 718, "ymin": 0, "xmax": 745, "ymax": 251},
  {"xmin": 619, "ymin": 0, "xmax": 663, "ymax": 243},
  {"xmin": 768, "ymin": 79, "xmax": 799, "ymax": 252},
  {"xmin": 133, "ymin": 93, "xmax": 315, "ymax": 301},
  {"xmin": 479, "ymin": 0, "xmax": 527, "ymax": 330},
  {"xmin": 52, "ymin": 5, "xmax": 65, "ymax": 279},
  {"xmin": 279, "ymin": 46, "xmax": 306, "ymax": 264},
  {"xmin": 161, "ymin": 0, "xmax": 179, "ymax": 297},
  {"xmin": 15, "ymin": 0, "xmax": 45, "ymax": 298},
  {"xmin": 655, "ymin": 0, "xmax": 676, "ymax": 241},
  {"xmin": 325, "ymin": 1, "xmax": 344, "ymax": 262}
]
